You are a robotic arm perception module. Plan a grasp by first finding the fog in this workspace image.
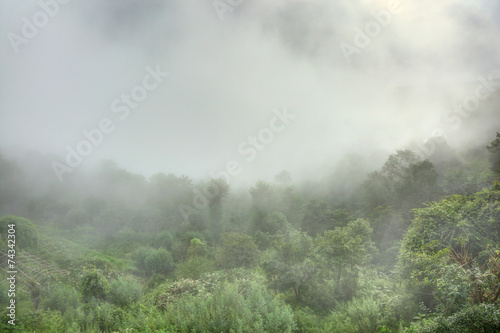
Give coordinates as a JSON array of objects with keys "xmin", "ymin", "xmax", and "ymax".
[{"xmin": 1, "ymin": 0, "xmax": 500, "ymax": 186}]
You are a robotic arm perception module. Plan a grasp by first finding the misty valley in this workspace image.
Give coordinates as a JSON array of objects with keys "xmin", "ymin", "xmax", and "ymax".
[{"xmin": 2, "ymin": 0, "xmax": 500, "ymax": 332}]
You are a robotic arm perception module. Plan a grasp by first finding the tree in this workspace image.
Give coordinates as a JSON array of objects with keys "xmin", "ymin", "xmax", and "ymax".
[
  {"xmin": 397, "ymin": 160, "xmax": 441, "ymax": 210},
  {"xmin": 316, "ymin": 219, "xmax": 374, "ymax": 284},
  {"xmin": 256, "ymin": 211, "xmax": 290, "ymax": 235},
  {"xmin": 382, "ymin": 149, "xmax": 420, "ymax": 180},
  {"xmin": 148, "ymin": 173, "xmax": 194, "ymax": 226},
  {"xmin": 108, "ymin": 276, "xmax": 142, "ymax": 308},
  {"xmin": 216, "ymin": 233, "xmax": 260, "ymax": 269},
  {"xmin": 399, "ymin": 184, "xmax": 500, "ymax": 310},
  {"xmin": 206, "ymin": 178, "xmax": 229, "ymax": 223},
  {"xmin": 487, "ymin": 132, "xmax": 500, "ymax": 176},
  {"xmin": 301, "ymin": 201, "xmax": 351, "ymax": 236},
  {"xmin": 249, "ymin": 182, "xmax": 278, "ymax": 231},
  {"xmin": 262, "ymin": 229, "xmax": 316, "ymax": 303},
  {"xmin": 442, "ymin": 159, "xmax": 495, "ymax": 195},
  {"xmin": 360, "ymin": 150, "xmax": 442, "ymax": 213},
  {"xmin": 187, "ymin": 238, "xmax": 210, "ymax": 258},
  {"xmin": 80, "ymin": 268, "xmax": 109, "ymax": 302},
  {"xmin": 274, "ymin": 170, "xmax": 292, "ymax": 187}
]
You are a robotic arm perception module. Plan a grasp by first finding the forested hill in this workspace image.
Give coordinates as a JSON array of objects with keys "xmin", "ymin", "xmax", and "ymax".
[{"xmin": 0, "ymin": 132, "xmax": 500, "ymax": 332}]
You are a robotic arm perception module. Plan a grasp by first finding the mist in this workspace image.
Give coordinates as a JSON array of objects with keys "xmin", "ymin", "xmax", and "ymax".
[{"xmin": 1, "ymin": 0, "xmax": 500, "ymax": 186}]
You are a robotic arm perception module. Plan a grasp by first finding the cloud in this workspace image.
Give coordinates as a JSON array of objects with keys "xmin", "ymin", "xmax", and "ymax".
[{"xmin": 1, "ymin": 0, "xmax": 499, "ymax": 185}]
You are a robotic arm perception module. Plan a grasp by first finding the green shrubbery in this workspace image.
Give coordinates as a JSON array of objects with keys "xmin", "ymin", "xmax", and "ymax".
[
  {"xmin": 41, "ymin": 283, "xmax": 81, "ymax": 314},
  {"xmin": 108, "ymin": 276, "xmax": 143, "ymax": 308},
  {"xmin": 405, "ymin": 304, "xmax": 500, "ymax": 333},
  {"xmin": 161, "ymin": 277, "xmax": 295, "ymax": 332},
  {"xmin": 175, "ymin": 255, "xmax": 215, "ymax": 279},
  {"xmin": 0, "ymin": 215, "xmax": 38, "ymax": 250},
  {"xmin": 132, "ymin": 246, "xmax": 175, "ymax": 276},
  {"xmin": 216, "ymin": 232, "xmax": 260, "ymax": 269},
  {"xmin": 2, "ymin": 140, "xmax": 500, "ymax": 332}
]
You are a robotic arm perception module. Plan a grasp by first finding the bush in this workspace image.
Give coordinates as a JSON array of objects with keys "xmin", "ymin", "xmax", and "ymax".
[
  {"xmin": 405, "ymin": 304, "xmax": 500, "ymax": 333},
  {"xmin": 293, "ymin": 307, "xmax": 324, "ymax": 333},
  {"xmin": 261, "ymin": 211, "xmax": 290, "ymax": 234},
  {"xmin": 176, "ymin": 256, "xmax": 215, "ymax": 279},
  {"xmin": 41, "ymin": 283, "xmax": 81, "ymax": 315},
  {"xmin": 80, "ymin": 268, "xmax": 109, "ymax": 302},
  {"xmin": 399, "ymin": 185, "xmax": 500, "ymax": 310},
  {"xmin": 0, "ymin": 215, "xmax": 38, "ymax": 250},
  {"xmin": 324, "ymin": 297, "xmax": 383, "ymax": 333},
  {"xmin": 152, "ymin": 230, "xmax": 173, "ymax": 250},
  {"xmin": 132, "ymin": 246, "xmax": 175, "ymax": 276},
  {"xmin": 80, "ymin": 299, "xmax": 124, "ymax": 332},
  {"xmin": 216, "ymin": 232, "xmax": 260, "ymax": 269},
  {"xmin": 187, "ymin": 237, "xmax": 210, "ymax": 258},
  {"xmin": 157, "ymin": 273, "xmax": 224, "ymax": 308},
  {"xmin": 162, "ymin": 278, "xmax": 295, "ymax": 332},
  {"xmin": 108, "ymin": 276, "xmax": 143, "ymax": 308}
]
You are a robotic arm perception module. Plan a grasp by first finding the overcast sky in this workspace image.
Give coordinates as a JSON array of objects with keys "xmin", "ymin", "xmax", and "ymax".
[{"xmin": 1, "ymin": 0, "xmax": 499, "ymax": 185}]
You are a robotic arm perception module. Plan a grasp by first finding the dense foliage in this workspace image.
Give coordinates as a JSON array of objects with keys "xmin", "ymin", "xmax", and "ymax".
[{"xmin": 0, "ymin": 133, "xmax": 499, "ymax": 332}]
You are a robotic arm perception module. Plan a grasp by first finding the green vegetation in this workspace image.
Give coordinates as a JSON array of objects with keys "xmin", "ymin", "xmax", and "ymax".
[{"xmin": 0, "ymin": 133, "xmax": 500, "ymax": 332}]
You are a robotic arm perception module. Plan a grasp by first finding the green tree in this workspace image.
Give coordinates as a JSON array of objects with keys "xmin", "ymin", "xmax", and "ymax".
[
  {"xmin": 487, "ymin": 132, "xmax": 500, "ymax": 176},
  {"xmin": 206, "ymin": 178, "xmax": 229, "ymax": 223},
  {"xmin": 148, "ymin": 173, "xmax": 194, "ymax": 226},
  {"xmin": 301, "ymin": 201, "xmax": 351, "ymax": 236},
  {"xmin": 442, "ymin": 159, "xmax": 495, "ymax": 195},
  {"xmin": 80, "ymin": 268, "xmax": 109, "ymax": 302},
  {"xmin": 397, "ymin": 160, "xmax": 441, "ymax": 210},
  {"xmin": 405, "ymin": 304, "xmax": 500, "ymax": 333},
  {"xmin": 258, "ymin": 211, "xmax": 290, "ymax": 235},
  {"xmin": 316, "ymin": 219, "xmax": 374, "ymax": 284},
  {"xmin": 216, "ymin": 233, "xmax": 260, "ymax": 269},
  {"xmin": 262, "ymin": 229, "xmax": 316, "ymax": 303},
  {"xmin": 187, "ymin": 238, "xmax": 210, "ymax": 258},
  {"xmin": 399, "ymin": 184, "xmax": 500, "ymax": 311},
  {"xmin": 360, "ymin": 150, "xmax": 441, "ymax": 212}
]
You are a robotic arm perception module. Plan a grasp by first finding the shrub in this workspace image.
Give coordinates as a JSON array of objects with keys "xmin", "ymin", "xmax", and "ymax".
[
  {"xmin": 132, "ymin": 246, "xmax": 175, "ymax": 276},
  {"xmin": 41, "ymin": 283, "xmax": 81, "ymax": 315},
  {"xmin": 187, "ymin": 238, "xmax": 210, "ymax": 258},
  {"xmin": 216, "ymin": 232, "xmax": 260, "ymax": 269},
  {"xmin": 404, "ymin": 304, "xmax": 500, "ymax": 333},
  {"xmin": 108, "ymin": 276, "xmax": 143, "ymax": 308},
  {"xmin": 293, "ymin": 307, "xmax": 324, "ymax": 333},
  {"xmin": 0, "ymin": 215, "xmax": 38, "ymax": 250},
  {"xmin": 80, "ymin": 268, "xmax": 109, "ymax": 302},
  {"xmin": 81, "ymin": 299, "xmax": 124, "ymax": 332},
  {"xmin": 176, "ymin": 256, "xmax": 215, "ymax": 279},
  {"xmin": 162, "ymin": 278, "xmax": 295, "ymax": 332},
  {"xmin": 157, "ymin": 273, "xmax": 224, "ymax": 308},
  {"xmin": 152, "ymin": 230, "xmax": 173, "ymax": 250},
  {"xmin": 324, "ymin": 297, "xmax": 383, "ymax": 333}
]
